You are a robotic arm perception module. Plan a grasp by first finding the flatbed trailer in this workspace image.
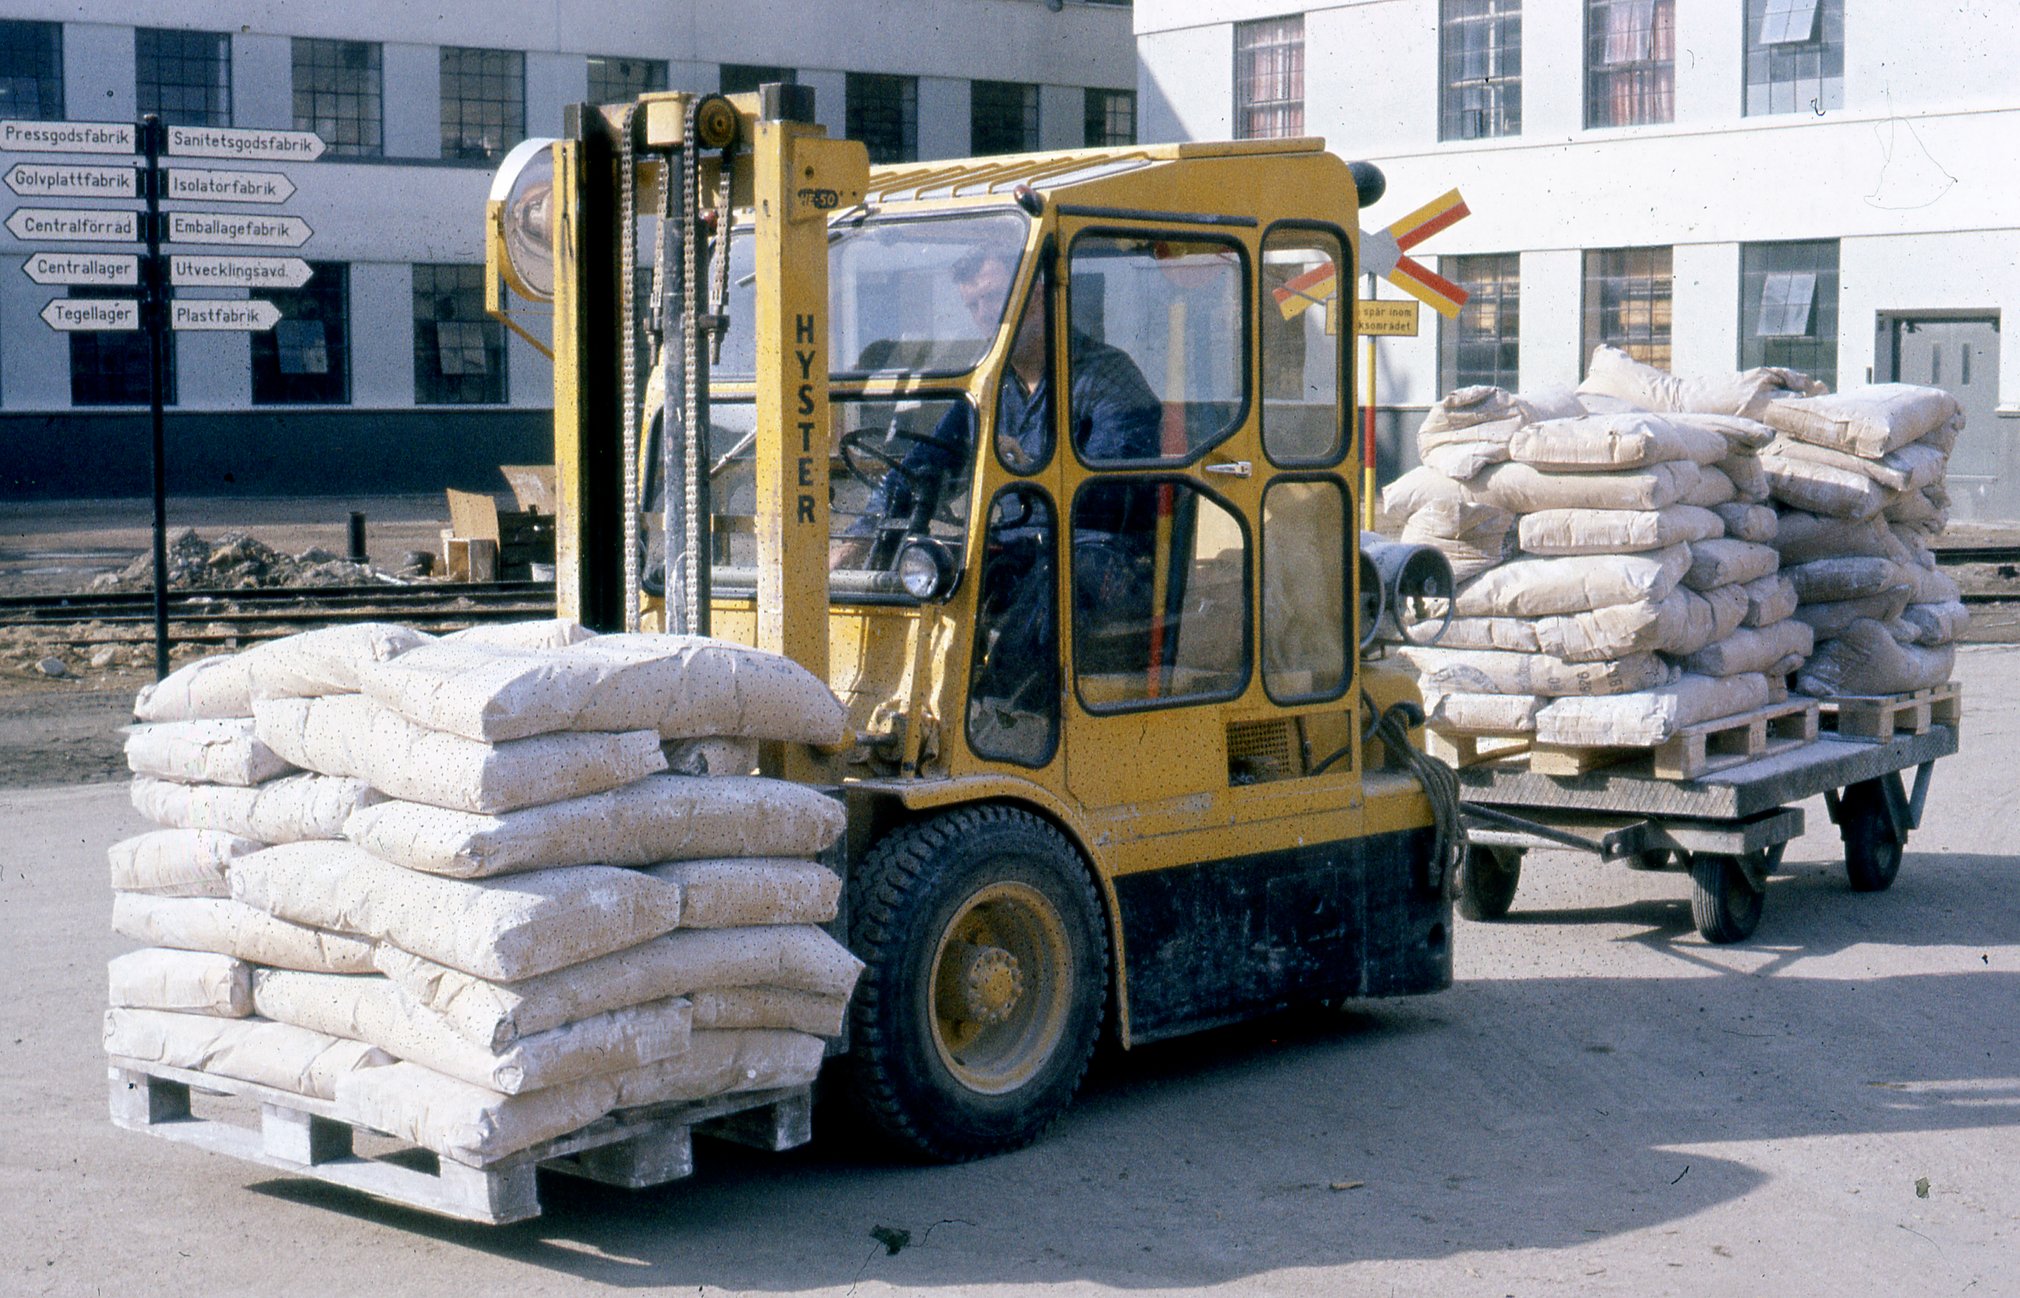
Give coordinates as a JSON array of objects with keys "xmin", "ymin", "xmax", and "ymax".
[{"xmin": 1445, "ymin": 689, "xmax": 1961, "ymax": 943}]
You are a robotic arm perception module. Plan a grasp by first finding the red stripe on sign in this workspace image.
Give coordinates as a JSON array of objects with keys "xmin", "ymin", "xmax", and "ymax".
[
  {"xmin": 1276, "ymin": 262, "xmax": 1334, "ymax": 297},
  {"xmin": 1390, "ymin": 255, "xmax": 1470, "ymax": 315},
  {"xmin": 1393, "ymin": 199, "xmax": 1471, "ymax": 252}
]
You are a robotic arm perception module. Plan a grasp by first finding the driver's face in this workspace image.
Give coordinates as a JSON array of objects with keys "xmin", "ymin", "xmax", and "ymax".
[{"xmin": 955, "ymin": 256, "xmax": 1014, "ymax": 330}]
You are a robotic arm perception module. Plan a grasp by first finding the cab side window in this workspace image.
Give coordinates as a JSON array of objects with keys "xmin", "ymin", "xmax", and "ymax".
[
  {"xmin": 1260, "ymin": 227, "xmax": 1348, "ymax": 466},
  {"xmin": 1262, "ymin": 478, "xmax": 1351, "ymax": 702},
  {"xmin": 968, "ymin": 486, "xmax": 1060, "ymax": 766}
]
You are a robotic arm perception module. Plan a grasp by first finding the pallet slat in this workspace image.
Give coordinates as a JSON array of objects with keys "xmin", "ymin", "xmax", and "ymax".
[
  {"xmin": 1815, "ymin": 682, "xmax": 1963, "ymax": 742},
  {"xmin": 1431, "ymin": 698, "xmax": 1821, "ymax": 781}
]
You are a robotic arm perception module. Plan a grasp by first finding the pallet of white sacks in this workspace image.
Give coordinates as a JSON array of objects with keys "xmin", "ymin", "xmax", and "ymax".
[
  {"xmin": 1428, "ymin": 696, "xmax": 1822, "ymax": 781},
  {"xmin": 1811, "ymin": 681, "xmax": 1963, "ymax": 742},
  {"xmin": 108, "ymin": 1057, "xmax": 812, "ymax": 1225}
]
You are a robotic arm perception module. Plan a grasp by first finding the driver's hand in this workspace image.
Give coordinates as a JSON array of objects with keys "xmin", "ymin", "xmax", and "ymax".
[{"xmin": 829, "ymin": 537, "xmax": 872, "ymax": 572}]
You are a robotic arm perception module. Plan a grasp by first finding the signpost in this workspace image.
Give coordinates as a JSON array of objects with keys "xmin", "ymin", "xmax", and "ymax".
[{"xmin": 3, "ymin": 116, "xmax": 322, "ymax": 674}]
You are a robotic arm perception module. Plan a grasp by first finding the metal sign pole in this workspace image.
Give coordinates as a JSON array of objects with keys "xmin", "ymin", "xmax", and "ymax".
[
  {"xmin": 142, "ymin": 114, "xmax": 170, "ymax": 678},
  {"xmin": 1362, "ymin": 271, "xmax": 1378, "ymax": 531}
]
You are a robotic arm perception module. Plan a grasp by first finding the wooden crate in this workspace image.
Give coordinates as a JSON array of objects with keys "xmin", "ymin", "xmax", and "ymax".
[
  {"xmin": 1428, "ymin": 697, "xmax": 1822, "ymax": 782},
  {"xmin": 1815, "ymin": 681, "xmax": 1963, "ymax": 742},
  {"xmin": 108, "ymin": 1058, "xmax": 812, "ymax": 1226}
]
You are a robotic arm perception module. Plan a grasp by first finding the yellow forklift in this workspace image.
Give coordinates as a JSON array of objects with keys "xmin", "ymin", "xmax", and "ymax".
[{"xmin": 486, "ymin": 85, "xmax": 1461, "ymax": 1162}]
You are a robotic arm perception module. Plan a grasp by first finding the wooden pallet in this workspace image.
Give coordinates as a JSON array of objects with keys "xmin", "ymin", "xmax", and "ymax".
[
  {"xmin": 108, "ymin": 1058, "xmax": 813, "ymax": 1225},
  {"xmin": 1814, "ymin": 681, "xmax": 1963, "ymax": 742},
  {"xmin": 1429, "ymin": 697, "xmax": 1821, "ymax": 782}
]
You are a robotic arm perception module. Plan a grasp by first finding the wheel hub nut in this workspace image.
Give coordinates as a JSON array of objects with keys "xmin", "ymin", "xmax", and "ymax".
[{"xmin": 960, "ymin": 945, "xmax": 1023, "ymax": 1024}]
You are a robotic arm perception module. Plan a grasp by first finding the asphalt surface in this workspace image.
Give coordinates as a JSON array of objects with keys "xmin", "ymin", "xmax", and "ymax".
[{"xmin": 2, "ymin": 647, "xmax": 2015, "ymax": 1297}]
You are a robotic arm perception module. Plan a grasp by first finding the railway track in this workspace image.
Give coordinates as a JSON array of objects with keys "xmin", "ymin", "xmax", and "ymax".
[
  {"xmin": 1932, "ymin": 544, "xmax": 2020, "ymax": 566},
  {"xmin": 0, "ymin": 581, "xmax": 557, "ymax": 645}
]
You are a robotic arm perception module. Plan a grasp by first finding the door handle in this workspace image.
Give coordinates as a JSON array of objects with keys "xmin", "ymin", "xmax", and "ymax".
[{"xmin": 1204, "ymin": 460, "xmax": 1251, "ymax": 478}]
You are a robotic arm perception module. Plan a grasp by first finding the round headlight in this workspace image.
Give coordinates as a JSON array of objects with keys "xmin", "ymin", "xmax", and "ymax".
[
  {"xmin": 897, "ymin": 539, "xmax": 955, "ymax": 600},
  {"xmin": 489, "ymin": 137, "xmax": 559, "ymax": 302}
]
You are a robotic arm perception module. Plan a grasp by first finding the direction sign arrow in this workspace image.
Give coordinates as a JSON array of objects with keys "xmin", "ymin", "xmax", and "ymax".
[
  {"xmin": 165, "ymin": 125, "xmax": 324, "ymax": 163},
  {"xmin": 41, "ymin": 297, "xmax": 139, "ymax": 331},
  {"xmin": 0, "ymin": 119, "xmax": 136, "ymax": 155},
  {"xmin": 23, "ymin": 250, "xmax": 139, "ymax": 286},
  {"xmin": 171, "ymin": 300, "xmax": 282, "ymax": 331},
  {"xmin": 166, "ymin": 167, "xmax": 296, "ymax": 204},
  {"xmin": 5, "ymin": 161, "xmax": 136, "ymax": 199},
  {"xmin": 165, "ymin": 210, "xmax": 312, "ymax": 248},
  {"xmin": 5, "ymin": 206, "xmax": 137, "ymax": 242},
  {"xmin": 170, "ymin": 254, "xmax": 313, "ymax": 289}
]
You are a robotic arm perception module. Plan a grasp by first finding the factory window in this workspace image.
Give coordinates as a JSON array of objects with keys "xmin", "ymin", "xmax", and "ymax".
[
  {"xmin": 719, "ymin": 64, "xmax": 794, "ymax": 96},
  {"xmin": 1234, "ymin": 15, "xmax": 1303, "ymax": 139},
  {"xmin": 1084, "ymin": 88, "xmax": 1136, "ymax": 147},
  {"xmin": 441, "ymin": 46, "xmax": 524, "ymax": 161},
  {"xmin": 1741, "ymin": 240, "xmax": 1838, "ymax": 389},
  {"xmin": 1440, "ymin": 253, "xmax": 1521, "ymax": 393},
  {"xmin": 587, "ymin": 56, "xmax": 666, "ymax": 105},
  {"xmin": 69, "ymin": 288, "xmax": 173, "ymax": 408},
  {"xmin": 0, "ymin": 20, "xmax": 62, "ymax": 120},
  {"xmin": 972, "ymin": 80, "xmax": 1040, "ymax": 156},
  {"xmin": 1744, "ymin": 0, "xmax": 1843, "ymax": 116},
  {"xmin": 137, "ymin": 28, "xmax": 231, "ymax": 128},
  {"xmin": 1582, "ymin": 246, "xmax": 1672, "ymax": 370},
  {"xmin": 253, "ymin": 262, "xmax": 349, "ymax": 405},
  {"xmin": 1440, "ymin": 0, "xmax": 1521, "ymax": 141},
  {"xmin": 293, "ymin": 39, "xmax": 381, "ymax": 158},
  {"xmin": 414, "ymin": 264, "xmax": 508, "ymax": 405},
  {"xmin": 1585, "ymin": 0, "xmax": 1674, "ymax": 127},
  {"xmin": 847, "ymin": 73, "xmax": 917, "ymax": 165}
]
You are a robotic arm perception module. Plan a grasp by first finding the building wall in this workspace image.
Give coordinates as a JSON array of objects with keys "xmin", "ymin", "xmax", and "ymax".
[
  {"xmin": 0, "ymin": 0, "xmax": 1137, "ymax": 497},
  {"xmin": 1137, "ymin": 1, "xmax": 2020, "ymax": 518}
]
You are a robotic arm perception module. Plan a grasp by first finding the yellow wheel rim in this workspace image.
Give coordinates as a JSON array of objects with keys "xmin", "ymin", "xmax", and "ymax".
[{"xmin": 928, "ymin": 881, "xmax": 1074, "ymax": 1095}]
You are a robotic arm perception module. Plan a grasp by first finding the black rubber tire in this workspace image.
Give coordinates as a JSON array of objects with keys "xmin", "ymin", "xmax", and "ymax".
[
  {"xmin": 1689, "ymin": 852, "xmax": 1765, "ymax": 944},
  {"xmin": 841, "ymin": 805, "xmax": 1107, "ymax": 1163},
  {"xmin": 1840, "ymin": 779, "xmax": 1904, "ymax": 893},
  {"xmin": 1454, "ymin": 845, "xmax": 1521, "ymax": 921}
]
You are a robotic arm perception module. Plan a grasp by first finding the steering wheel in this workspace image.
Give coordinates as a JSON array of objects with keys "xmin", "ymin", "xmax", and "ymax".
[{"xmin": 838, "ymin": 428, "xmax": 929, "ymax": 497}]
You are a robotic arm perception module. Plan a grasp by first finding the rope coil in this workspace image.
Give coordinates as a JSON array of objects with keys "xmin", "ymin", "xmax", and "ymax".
[{"xmin": 1362, "ymin": 692, "xmax": 1467, "ymax": 895}]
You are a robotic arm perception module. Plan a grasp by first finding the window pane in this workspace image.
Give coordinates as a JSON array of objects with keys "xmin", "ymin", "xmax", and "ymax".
[
  {"xmin": 1585, "ymin": 0, "xmax": 1674, "ymax": 127},
  {"xmin": 1084, "ymin": 88, "xmax": 1136, "ymax": 147},
  {"xmin": 1440, "ymin": 0, "xmax": 1522, "ymax": 141},
  {"xmin": 588, "ymin": 56, "xmax": 667, "ymax": 104},
  {"xmin": 1261, "ymin": 228, "xmax": 1346, "ymax": 465},
  {"xmin": 971, "ymin": 80, "xmax": 1040, "ymax": 156},
  {"xmin": 1234, "ymin": 15, "xmax": 1304, "ymax": 139},
  {"xmin": 1263, "ymin": 479, "xmax": 1349, "ymax": 703},
  {"xmin": 1744, "ymin": 0, "xmax": 1842, "ymax": 117},
  {"xmin": 1073, "ymin": 480, "xmax": 1247, "ymax": 710},
  {"xmin": 1582, "ymin": 246, "xmax": 1672, "ymax": 370},
  {"xmin": 293, "ymin": 39, "xmax": 381, "ymax": 157},
  {"xmin": 846, "ymin": 73, "xmax": 917, "ymax": 164},
  {"xmin": 414, "ymin": 263, "xmax": 508, "ymax": 403},
  {"xmin": 1740, "ymin": 240, "xmax": 1837, "ymax": 387},
  {"xmin": 718, "ymin": 63, "xmax": 793, "ymax": 96},
  {"xmin": 968, "ymin": 486, "xmax": 1060, "ymax": 767},
  {"xmin": 441, "ymin": 46, "xmax": 524, "ymax": 161},
  {"xmin": 1441, "ymin": 252, "xmax": 1521, "ymax": 392},
  {"xmin": 69, "ymin": 286, "xmax": 171, "ymax": 407},
  {"xmin": 253, "ymin": 263, "xmax": 348, "ymax": 404},
  {"xmin": 1067, "ymin": 233, "xmax": 1246, "ymax": 465},
  {"xmin": 0, "ymin": 20, "xmax": 62, "ymax": 120},
  {"xmin": 137, "ymin": 28, "xmax": 231, "ymax": 128}
]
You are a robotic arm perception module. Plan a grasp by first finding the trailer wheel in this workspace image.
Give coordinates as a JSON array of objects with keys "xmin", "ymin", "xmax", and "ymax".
[
  {"xmin": 842, "ymin": 805, "xmax": 1106, "ymax": 1163},
  {"xmin": 1839, "ymin": 779, "xmax": 1903, "ymax": 893},
  {"xmin": 1688, "ymin": 852, "xmax": 1764, "ymax": 944},
  {"xmin": 1455, "ymin": 845, "xmax": 1521, "ymax": 920}
]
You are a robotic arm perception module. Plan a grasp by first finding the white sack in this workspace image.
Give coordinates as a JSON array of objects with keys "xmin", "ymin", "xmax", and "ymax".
[
  {"xmin": 245, "ymin": 623, "xmax": 432, "ymax": 700},
  {"xmin": 231, "ymin": 842, "xmax": 685, "ymax": 982},
  {"xmin": 1419, "ymin": 689, "xmax": 1545, "ymax": 735},
  {"xmin": 1669, "ymin": 412, "xmax": 1777, "ymax": 453},
  {"xmin": 1717, "ymin": 454, "xmax": 1771, "ymax": 504},
  {"xmin": 133, "ymin": 654, "xmax": 257, "ymax": 723},
  {"xmin": 1901, "ymin": 601, "xmax": 1970, "ymax": 646},
  {"xmin": 662, "ymin": 737, "xmax": 759, "ymax": 777},
  {"xmin": 1795, "ymin": 619, "xmax": 1956, "ymax": 697},
  {"xmin": 1784, "ymin": 556, "xmax": 1910, "ymax": 604},
  {"xmin": 130, "ymin": 772, "xmax": 383, "ymax": 842},
  {"xmin": 124, "ymin": 719, "xmax": 293, "ymax": 787},
  {"xmin": 1381, "ymin": 465, "xmax": 1468, "ymax": 520},
  {"xmin": 104, "ymin": 1009, "xmax": 391, "ymax": 1101},
  {"xmin": 1400, "ymin": 498, "xmax": 1515, "ymax": 580},
  {"xmin": 1515, "ymin": 505, "xmax": 1721, "ymax": 556},
  {"xmin": 1765, "ymin": 383, "xmax": 1963, "ymax": 458},
  {"xmin": 1679, "ymin": 467, "xmax": 1738, "ymax": 508},
  {"xmin": 1420, "ymin": 439, "xmax": 1509, "ymax": 481},
  {"xmin": 690, "ymin": 987, "xmax": 848, "ymax": 1037},
  {"xmin": 1416, "ymin": 385, "xmax": 1584, "ymax": 451},
  {"xmin": 1473, "ymin": 461, "xmax": 1705, "ymax": 513},
  {"xmin": 345, "ymin": 775, "xmax": 845, "ymax": 879},
  {"xmin": 1432, "ymin": 585, "xmax": 1742, "ymax": 664},
  {"xmin": 253, "ymin": 695, "xmax": 665, "ymax": 815},
  {"xmin": 374, "ymin": 926, "xmax": 864, "ymax": 1052},
  {"xmin": 358, "ymin": 633, "xmax": 848, "ymax": 746},
  {"xmin": 1792, "ymin": 589, "xmax": 1916, "ymax": 641},
  {"xmin": 1682, "ymin": 539, "xmax": 1779, "ymax": 592},
  {"xmin": 445, "ymin": 619, "xmax": 597, "ymax": 649},
  {"xmin": 1713, "ymin": 503, "xmax": 1778, "ymax": 543},
  {"xmin": 1534, "ymin": 673, "xmax": 1773, "ymax": 747},
  {"xmin": 640, "ymin": 859, "xmax": 842, "ymax": 928},
  {"xmin": 251, "ymin": 969, "xmax": 693, "ymax": 1095},
  {"xmin": 1773, "ymin": 511, "xmax": 1891, "ymax": 565},
  {"xmin": 107, "ymin": 948, "xmax": 252, "ymax": 1017},
  {"xmin": 111, "ymin": 893, "xmax": 375, "ymax": 974},
  {"xmin": 334, "ymin": 1030, "xmax": 824, "ymax": 1163},
  {"xmin": 108, "ymin": 828, "xmax": 260, "ymax": 898},
  {"xmin": 1396, "ymin": 646, "xmax": 1675, "ymax": 698},
  {"xmin": 1762, "ymin": 453, "xmax": 1889, "ymax": 519},
  {"xmin": 1885, "ymin": 485, "xmax": 1949, "ymax": 526},
  {"xmin": 1508, "ymin": 412, "xmax": 1729, "ymax": 471},
  {"xmin": 1766, "ymin": 436, "xmax": 1949, "ymax": 493},
  {"xmin": 1453, "ymin": 544, "xmax": 1690, "ymax": 618},
  {"xmin": 1578, "ymin": 345, "xmax": 1820, "ymax": 419},
  {"xmin": 1678, "ymin": 619, "xmax": 1815, "ymax": 678}
]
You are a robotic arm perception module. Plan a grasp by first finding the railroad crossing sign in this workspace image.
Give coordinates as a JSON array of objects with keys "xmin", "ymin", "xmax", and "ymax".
[
  {"xmin": 41, "ymin": 298, "xmax": 138, "ymax": 331},
  {"xmin": 171, "ymin": 299, "xmax": 282, "ymax": 331},
  {"xmin": 165, "ymin": 211, "xmax": 312, "ymax": 247},
  {"xmin": 165, "ymin": 168, "xmax": 296, "ymax": 204},
  {"xmin": 5, "ymin": 161, "xmax": 137, "ymax": 199},
  {"xmin": 0, "ymin": 118, "xmax": 135, "ymax": 154},
  {"xmin": 5, "ymin": 206, "xmax": 137, "ymax": 242},
  {"xmin": 169, "ymin": 254, "xmax": 313, "ymax": 289},
  {"xmin": 165, "ymin": 124, "xmax": 325, "ymax": 163},
  {"xmin": 23, "ymin": 250, "xmax": 139, "ymax": 286},
  {"xmin": 1359, "ymin": 188, "xmax": 1472, "ymax": 318}
]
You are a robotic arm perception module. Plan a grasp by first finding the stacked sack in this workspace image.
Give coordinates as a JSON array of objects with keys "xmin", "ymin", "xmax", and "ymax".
[
  {"xmin": 106, "ymin": 624, "xmax": 430, "ymax": 1101},
  {"xmin": 1382, "ymin": 354, "xmax": 1816, "ymax": 750},
  {"xmin": 219, "ymin": 627, "xmax": 863, "ymax": 1167},
  {"xmin": 1756, "ymin": 384, "xmax": 1967, "ymax": 696}
]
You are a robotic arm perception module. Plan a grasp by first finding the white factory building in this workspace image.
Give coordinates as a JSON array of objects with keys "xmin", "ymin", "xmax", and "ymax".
[
  {"xmin": 1137, "ymin": 2, "xmax": 2020, "ymax": 521},
  {"xmin": 0, "ymin": 0, "xmax": 1136, "ymax": 498}
]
